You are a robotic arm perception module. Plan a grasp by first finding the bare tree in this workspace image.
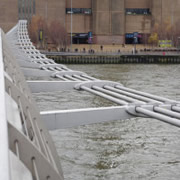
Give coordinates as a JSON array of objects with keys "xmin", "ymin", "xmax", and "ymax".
[
  {"xmin": 48, "ymin": 20, "xmax": 70, "ymax": 51},
  {"xmin": 172, "ymin": 19, "xmax": 180, "ymax": 47},
  {"xmin": 28, "ymin": 15, "xmax": 48, "ymax": 48},
  {"xmin": 149, "ymin": 17, "xmax": 174, "ymax": 46}
]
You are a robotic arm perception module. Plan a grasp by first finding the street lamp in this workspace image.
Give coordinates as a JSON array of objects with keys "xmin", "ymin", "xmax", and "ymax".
[
  {"xmin": 171, "ymin": 3, "xmax": 174, "ymax": 46},
  {"xmin": 45, "ymin": 0, "xmax": 48, "ymax": 20},
  {"xmin": 71, "ymin": 0, "xmax": 73, "ymax": 52}
]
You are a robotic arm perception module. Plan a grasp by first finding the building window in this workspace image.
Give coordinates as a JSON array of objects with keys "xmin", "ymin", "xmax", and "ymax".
[
  {"xmin": 66, "ymin": 8, "xmax": 92, "ymax": 15},
  {"xmin": 126, "ymin": 8, "xmax": 151, "ymax": 15},
  {"xmin": 18, "ymin": 0, "xmax": 35, "ymax": 20}
]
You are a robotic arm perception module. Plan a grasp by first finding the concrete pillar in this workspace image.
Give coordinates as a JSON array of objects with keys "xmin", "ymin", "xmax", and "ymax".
[{"xmin": 92, "ymin": 0, "xmax": 125, "ymax": 44}]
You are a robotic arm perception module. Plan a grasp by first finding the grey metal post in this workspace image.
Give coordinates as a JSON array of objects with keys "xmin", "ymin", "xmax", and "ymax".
[{"xmin": 71, "ymin": 0, "xmax": 73, "ymax": 52}]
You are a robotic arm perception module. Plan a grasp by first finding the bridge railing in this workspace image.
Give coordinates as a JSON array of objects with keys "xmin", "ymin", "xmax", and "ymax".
[
  {"xmin": 1, "ymin": 26, "xmax": 64, "ymax": 179},
  {"xmin": 0, "ymin": 29, "xmax": 10, "ymax": 180}
]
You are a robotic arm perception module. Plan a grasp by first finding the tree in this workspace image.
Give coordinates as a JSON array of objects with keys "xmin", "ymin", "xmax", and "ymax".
[
  {"xmin": 150, "ymin": 17, "xmax": 173, "ymax": 45},
  {"xmin": 48, "ymin": 20, "xmax": 70, "ymax": 51},
  {"xmin": 161, "ymin": 17, "xmax": 172, "ymax": 40},
  {"xmin": 28, "ymin": 16, "xmax": 70, "ymax": 50},
  {"xmin": 28, "ymin": 15, "xmax": 48, "ymax": 47},
  {"xmin": 171, "ymin": 19, "xmax": 180, "ymax": 47},
  {"xmin": 141, "ymin": 15, "xmax": 150, "ymax": 45},
  {"xmin": 148, "ymin": 32, "xmax": 158, "ymax": 47}
]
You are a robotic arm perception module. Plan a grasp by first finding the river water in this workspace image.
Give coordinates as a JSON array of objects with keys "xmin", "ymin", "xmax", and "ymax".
[{"xmin": 34, "ymin": 64, "xmax": 180, "ymax": 180}]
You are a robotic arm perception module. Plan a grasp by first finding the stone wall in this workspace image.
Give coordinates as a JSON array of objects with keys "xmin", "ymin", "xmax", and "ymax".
[
  {"xmin": 125, "ymin": 15, "xmax": 151, "ymax": 34},
  {"xmin": 66, "ymin": 14, "xmax": 91, "ymax": 33},
  {"xmin": 66, "ymin": 0, "xmax": 91, "ymax": 8},
  {"xmin": 152, "ymin": 0, "xmax": 180, "ymax": 27},
  {"xmin": 125, "ymin": 0, "xmax": 151, "ymax": 8},
  {"xmin": 36, "ymin": 0, "xmax": 65, "ymax": 26},
  {"xmin": 65, "ymin": 0, "xmax": 92, "ymax": 33},
  {"xmin": 94, "ymin": 35, "xmax": 124, "ymax": 44},
  {"xmin": 1, "ymin": 0, "xmax": 180, "ymax": 44},
  {"xmin": 92, "ymin": 0, "xmax": 125, "ymax": 36},
  {"xmin": 0, "ymin": 0, "xmax": 18, "ymax": 32}
]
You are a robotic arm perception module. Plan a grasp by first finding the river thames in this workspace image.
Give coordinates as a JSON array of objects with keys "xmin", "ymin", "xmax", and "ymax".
[{"xmin": 34, "ymin": 64, "xmax": 180, "ymax": 180}]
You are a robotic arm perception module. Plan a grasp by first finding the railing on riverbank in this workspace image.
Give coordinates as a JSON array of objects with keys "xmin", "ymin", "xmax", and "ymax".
[
  {"xmin": 41, "ymin": 49, "xmax": 180, "ymax": 64},
  {"xmin": 46, "ymin": 54, "xmax": 180, "ymax": 64}
]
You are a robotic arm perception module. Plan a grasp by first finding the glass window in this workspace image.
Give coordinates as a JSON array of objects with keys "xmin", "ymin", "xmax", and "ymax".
[
  {"xmin": 18, "ymin": 0, "xmax": 35, "ymax": 20},
  {"xmin": 66, "ymin": 8, "xmax": 92, "ymax": 15},
  {"xmin": 126, "ymin": 8, "xmax": 151, "ymax": 15}
]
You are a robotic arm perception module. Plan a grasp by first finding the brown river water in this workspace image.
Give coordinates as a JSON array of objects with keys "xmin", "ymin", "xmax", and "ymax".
[{"xmin": 33, "ymin": 64, "xmax": 180, "ymax": 180}]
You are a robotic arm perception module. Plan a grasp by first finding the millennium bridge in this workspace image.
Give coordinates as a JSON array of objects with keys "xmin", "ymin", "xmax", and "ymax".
[{"xmin": 1, "ymin": 20, "xmax": 180, "ymax": 180}]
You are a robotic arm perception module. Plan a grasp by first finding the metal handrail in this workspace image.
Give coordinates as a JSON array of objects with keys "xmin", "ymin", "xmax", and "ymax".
[
  {"xmin": 1, "ymin": 23, "xmax": 64, "ymax": 179},
  {"xmin": 0, "ymin": 30, "xmax": 10, "ymax": 180}
]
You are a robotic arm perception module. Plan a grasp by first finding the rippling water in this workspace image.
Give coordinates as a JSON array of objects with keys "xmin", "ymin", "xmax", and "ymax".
[{"xmin": 33, "ymin": 64, "xmax": 180, "ymax": 180}]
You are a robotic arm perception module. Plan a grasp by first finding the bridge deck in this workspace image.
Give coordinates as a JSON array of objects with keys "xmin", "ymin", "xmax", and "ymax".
[{"xmin": 7, "ymin": 20, "xmax": 180, "ymax": 128}]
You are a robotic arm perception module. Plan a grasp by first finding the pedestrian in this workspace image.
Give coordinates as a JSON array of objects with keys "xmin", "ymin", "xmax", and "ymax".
[{"xmin": 100, "ymin": 45, "xmax": 103, "ymax": 51}]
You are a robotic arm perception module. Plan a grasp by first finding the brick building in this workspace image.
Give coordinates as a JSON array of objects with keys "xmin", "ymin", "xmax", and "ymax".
[{"xmin": 0, "ymin": 0, "xmax": 180, "ymax": 44}]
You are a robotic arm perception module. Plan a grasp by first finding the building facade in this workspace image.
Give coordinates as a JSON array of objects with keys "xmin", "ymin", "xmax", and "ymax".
[{"xmin": 0, "ymin": 0, "xmax": 180, "ymax": 44}]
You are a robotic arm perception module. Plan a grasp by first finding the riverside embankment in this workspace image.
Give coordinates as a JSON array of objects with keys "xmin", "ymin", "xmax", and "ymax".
[{"xmin": 43, "ymin": 51, "xmax": 180, "ymax": 64}]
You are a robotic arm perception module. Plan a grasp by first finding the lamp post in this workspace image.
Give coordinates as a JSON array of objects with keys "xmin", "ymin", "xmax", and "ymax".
[
  {"xmin": 160, "ymin": 0, "xmax": 162, "ymax": 40},
  {"xmin": 71, "ymin": 0, "xmax": 73, "ymax": 52},
  {"xmin": 171, "ymin": 3, "xmax": 174, "ymax": 46},
  {"xmin": 45, "ymin": 0, "xmax": 48, "ymax": 20}
]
